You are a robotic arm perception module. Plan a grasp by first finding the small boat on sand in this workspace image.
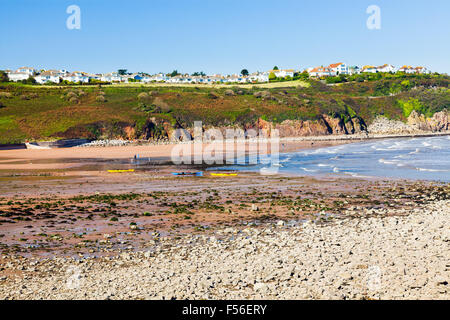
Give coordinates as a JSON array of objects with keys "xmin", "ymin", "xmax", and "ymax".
[
  {"xmin": 25, "ymin": 143, "xmax": 51, "ymax": 150},
  {"xmin": 107, "ymin": 169, "xmax": 135, "ymax": 173},
  {"xmin": 210, "ymin": 173, "xmax": 238, "ymax": 177},
  {"xmin": 171, "ymin": 172, "xmax": 203, "ymax": 177}
]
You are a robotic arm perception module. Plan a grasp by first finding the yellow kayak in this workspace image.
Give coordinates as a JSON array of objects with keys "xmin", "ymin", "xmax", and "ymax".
[
  {"xmin": 210, "ymin": 173, "xmax": 237, "ymax": 177},
  {"xmin": 107, "ymin": 169, "xmax": 135, "ymax": 173}
]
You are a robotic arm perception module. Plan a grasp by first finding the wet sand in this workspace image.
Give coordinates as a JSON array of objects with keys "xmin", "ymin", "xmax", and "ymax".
[{"xmin": 0, "ymin": 140, "xmax": 353, "ymax": 170}]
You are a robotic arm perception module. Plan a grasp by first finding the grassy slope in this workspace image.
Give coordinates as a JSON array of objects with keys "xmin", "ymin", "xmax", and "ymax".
[{"xmin": 0, "ymin": 76, "xmax": 448, "ymax": 144}]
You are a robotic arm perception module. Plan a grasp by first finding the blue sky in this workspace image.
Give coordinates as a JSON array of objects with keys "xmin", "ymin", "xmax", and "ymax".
[{"xmin": 1, "ymin": 0, "xmax": 449, "ymax": 74}]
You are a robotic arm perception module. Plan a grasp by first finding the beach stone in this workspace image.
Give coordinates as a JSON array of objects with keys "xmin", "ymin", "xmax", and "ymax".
[{"xmin": 0, "ymin": 199, "xmax": 448, "ymax": 300}]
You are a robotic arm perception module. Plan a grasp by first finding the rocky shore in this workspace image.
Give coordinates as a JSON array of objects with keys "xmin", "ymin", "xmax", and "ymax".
[{"xmin": 1, "ymin": 199, "xmax": 448, "ymax": 300}]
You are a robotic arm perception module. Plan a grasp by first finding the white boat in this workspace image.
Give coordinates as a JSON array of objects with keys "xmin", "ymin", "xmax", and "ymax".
[{"xmin": 25, "ymin": 143, "xmax": 51, "ymax": 150}]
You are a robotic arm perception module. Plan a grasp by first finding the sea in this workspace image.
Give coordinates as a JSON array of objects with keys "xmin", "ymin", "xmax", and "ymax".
[{"xmin": 222, "ymin": 136, "xmax": 450, "ymax": 183}]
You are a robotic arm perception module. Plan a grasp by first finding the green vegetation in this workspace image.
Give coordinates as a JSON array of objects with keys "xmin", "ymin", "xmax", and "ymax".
[
  {"xmin": 0, "ymin": 73, "xmax": 448, "ymax": 144},
  {"xmin": 398, "ymin": 98, "xmax": 428, "ymax": 118}
]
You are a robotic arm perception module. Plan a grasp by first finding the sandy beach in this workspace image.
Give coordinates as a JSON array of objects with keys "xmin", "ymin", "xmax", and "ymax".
[
  {"xmin": 0, "ymin": 139, "xmax": 353, "ymax": 170},
  {"xmin": 0, "ymin": 139, "xmax": 448, "ymax": 300}
]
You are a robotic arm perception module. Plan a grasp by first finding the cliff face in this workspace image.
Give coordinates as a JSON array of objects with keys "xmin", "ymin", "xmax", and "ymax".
[
  {"xmin": 53, "ymin": 110, "xmax": 449, "ymax": 142},
  {"xmin": 253, "ymin": 115, "xmax": 367, "ymax": 138},
  {"xmin": 368, "ymin": 110, "xmax": 449, "ymax": 135},
  {"xmin": 134, "ymin": 110, "xmax": 448, "ymax": 141},
  {"xmin": 407, "ymin": 110, "xmax": 449, "ymax": 132}
]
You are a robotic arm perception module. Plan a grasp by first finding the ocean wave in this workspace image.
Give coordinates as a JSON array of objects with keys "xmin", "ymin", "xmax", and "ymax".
[
  {"xmin": 279, "ymin": 156, "xmax": 292, "ymax": 163},
  {"xmin": 378, "ymin": 159, "xmax": 399, "ymax": 165},
  {"xmin": 317, "ymin": 163, "xmax": 333, "ymax": 167},
  {"xmin": 344, "ymin": 172, "xmax": 374, "ymax": 179},
  {"xmin": 415, "ymin": 167, "xmax": 448, "ymax": 172},
  {"xmin": 301, "ymin": 167, "xmax": 318, "ymax": 173}
]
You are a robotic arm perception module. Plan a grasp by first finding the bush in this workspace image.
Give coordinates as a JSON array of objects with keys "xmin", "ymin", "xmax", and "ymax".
[
  {"xmin": 254, "ymin": 91, "xmax": 271, "ymax": 99},
  {"xmin": 0, "ymin": 92, "xmax": 12, "ymax": 98},
  {"xmin": 224, "ymin": 89, "xmax": 235, "ymax": 96},
  {"xmin": 208, "ymin": 92, "xmax": 220, "ymax": 99},
  {"xmin": 137, "ymin": 92, "xmax": 150, "ymax": 101},
  {"xmin": 269, "ymin": 72, "xmax": 276, "ymax": 81},
  {"xmin": 96, "ymin": 95, "xmax": 106, "ymax": 102},
  {"xmin": 398, "ymin": 98, "xmax": 427, "ymax": 118},
  {"xmin": 152, "ymin": 97, "xmax": 171, "ymax": 113},
  {"xmin": 0, "ymin": 101, "xmax": 4, "ymax": 109},
  {"xmin": 69, "ymin": 97, "xmax": 79, "ymax": 104},
  {"xmin": 66, "ymin": 91, "xmax": 78, "ymax": 100}
]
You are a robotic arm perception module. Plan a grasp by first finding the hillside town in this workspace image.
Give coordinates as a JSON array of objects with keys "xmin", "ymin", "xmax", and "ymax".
[{"xmin": 3, "ymin": 63, "xmax": 432, "ymax": 85}]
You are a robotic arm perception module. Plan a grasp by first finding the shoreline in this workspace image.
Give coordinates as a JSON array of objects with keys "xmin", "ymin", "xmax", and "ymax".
[
  {"xmin": 1, "ymin": 130, "xmax": 448, "ymax": 151},
  {"xmin": 0, "ymin": 131, "xmax": 448, "ymax": 171}
]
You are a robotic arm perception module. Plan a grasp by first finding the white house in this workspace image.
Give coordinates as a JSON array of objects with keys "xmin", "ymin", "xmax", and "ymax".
[
  {"xmin": 225, "ymin": 74, "xmax": 240, "ymax": 83},
  {"xmin": 360, "ymin": 65, "xmax": 378, "ymax": 73},
  {"xmin": 414, "ymin": 66, "xmax": 431, "ymax": 74},
  {"xmin": 35, "ymin": 71, "xmax": 61, "ymax": 84},
  {"xmin": 308, "ymin": 67, "xmax": 333, "ymax": 77},
  {"xmin": 88, "ymin": 74, "xmax": 102, "ymax": 81},
  {"xmin": 63, "ymin": 72, "xmax": 89, "ymax": 83},
  {"xmin": 16, "ymin": 67, "xmax": 36, "ymax": 76},
  {"xmin": 328, "ymin": 63, "xmax": 349, "ymax": 75},
  {"xmin": 348, "ymin": 66, "xmax": 361, "ymax": 75},
  {"xmin": 147, "ymin": 73, "xmax": 168, "ymax": 82},
  {"xmin": 397, "ymin": 66, "xmax": 416, "ymax": 74},
  {"xmin": 270, "ymin": 69, "xmax": 295, "ymax": 78},
  {"xmin": 100, "ymin": 72, "xmax": 122, "ymax": 82},
  {"xmin": 249, "ymin": 72, "xmax": 269, "ymax": 83},
  {"xmin": 376, "ymin": 64, "xmax": 396, "ymax": 73},
  {"xmin": 207, "ymin": 75, "xmax": 223, "ymax": 83},
  {"xmin": 7, "ymin": 72, "xmax": 31, "ymax": 82}
]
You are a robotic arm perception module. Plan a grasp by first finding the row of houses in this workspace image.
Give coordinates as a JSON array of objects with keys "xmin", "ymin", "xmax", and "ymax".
[
  {"xmin": 306, "ymin": 63, "xmax": 431, "ymax": 77},
  {"xmin": 5, "ymin": 63, "xmax": 432, "ymax": 85},
  {"xmin": 6, "ymin": 68, "xmax": 96, "ymax": 84},
  {"xmin": 4, "ymin": 67, "xmax": 271, "ymax": 84}
]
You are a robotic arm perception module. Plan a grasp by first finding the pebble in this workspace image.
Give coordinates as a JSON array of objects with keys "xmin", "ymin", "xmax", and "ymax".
[{"xmin": 0, "ymin": 199, "xmax": 448, "ymax": 300}]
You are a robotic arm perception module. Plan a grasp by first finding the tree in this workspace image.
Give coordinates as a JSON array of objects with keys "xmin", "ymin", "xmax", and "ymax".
[
  {"xmin": 299, "ymin": 71, "xmax": 309, "ymax": 80},
  {"xmin": 241, "ymin": 69, "xmax": 249, "ymax": 76},
  {"xmin": 21, "ymin": 76, "xmax": 36, "ymax": 85},
  {"xmin": 118, "ymin": 69, "xmax": 128, "ymax": 75},
  {"xmin": 269, "ymin": 72, "xmax": 277, "ymax": 81},
  {"xmin": 0, "ymin": 70, "xmax": 9, "ymax": 82},
  {"xmin": 192, "ymin": 71, "xmax": 206, "ymax": 76},
  {"xmin": 170, "ymin": 70, "xmax": 180, "ymax": 77},
  {"xmin": 273, "ymin": 66, "xmax": 279, "ymax": 70}
]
